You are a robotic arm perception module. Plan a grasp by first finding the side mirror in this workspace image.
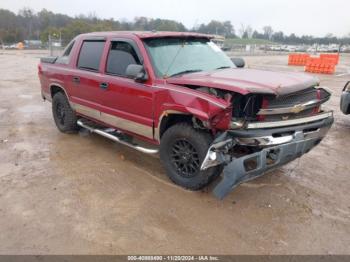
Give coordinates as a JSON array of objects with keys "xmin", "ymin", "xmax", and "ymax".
[
  {"xmin": 126, "ymin": 64, "xmax": 148, "ymax": 82},
  {"xmin": 231, "ymin": 57, "xmax": 245, "ymax": 68}
]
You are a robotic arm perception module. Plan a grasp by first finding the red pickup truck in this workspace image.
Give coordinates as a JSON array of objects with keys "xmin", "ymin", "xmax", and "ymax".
[{"xmin": 38, "ymin": 31, "xmax": 333, "ymax": 198}]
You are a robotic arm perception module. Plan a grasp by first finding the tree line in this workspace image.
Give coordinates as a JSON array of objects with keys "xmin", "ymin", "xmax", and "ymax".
[{"xmin": 0, "ymin": 7, "xmax": 349, "ymax": 46}]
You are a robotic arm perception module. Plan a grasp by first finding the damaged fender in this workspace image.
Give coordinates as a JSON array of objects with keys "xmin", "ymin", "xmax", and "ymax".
[{"xmin": 154, "ymin": 84, "xmax": 233, "ymax": 140}]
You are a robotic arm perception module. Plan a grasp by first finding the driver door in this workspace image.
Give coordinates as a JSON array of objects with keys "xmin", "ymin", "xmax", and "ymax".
[{"xmin": 98, "ymin": 39, "xmax": 154, "ymax": 140}]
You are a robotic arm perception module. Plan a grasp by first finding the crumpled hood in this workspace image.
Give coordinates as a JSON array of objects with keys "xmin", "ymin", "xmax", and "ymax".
[{"xmin": 166, "ymin": 68, "xmax": 319, "ymax": 96}]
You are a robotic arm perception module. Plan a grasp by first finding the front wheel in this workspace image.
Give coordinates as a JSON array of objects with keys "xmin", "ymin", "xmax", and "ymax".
[{"xmin": 160, "ymin": 123, "xmax": 223, "ymax": 190}]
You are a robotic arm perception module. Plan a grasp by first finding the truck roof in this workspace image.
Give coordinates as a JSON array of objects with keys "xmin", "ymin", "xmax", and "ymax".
[{"xmin": 78, "ymin": 31, "xmax": 213, "ymax": 40}]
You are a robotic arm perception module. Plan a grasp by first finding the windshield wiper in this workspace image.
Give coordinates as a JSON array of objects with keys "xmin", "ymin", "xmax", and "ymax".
[
  {"xmin": 215, "ymin": 66, "xmax": 231, "ymax": 70},
  {"xmin": 168, "ymin": 69, "xmax": 203, "ymax": 78}
]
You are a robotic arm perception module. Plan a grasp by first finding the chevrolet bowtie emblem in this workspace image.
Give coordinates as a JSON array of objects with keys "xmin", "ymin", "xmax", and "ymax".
[{"xmin": 290, "ymin": 104, "xmax": 306, "ymax": 114}]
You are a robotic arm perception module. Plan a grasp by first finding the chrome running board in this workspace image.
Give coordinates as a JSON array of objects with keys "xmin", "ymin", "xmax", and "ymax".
[{"xmin": 77, "ymin": 119, "xmax": 159, "ymax": 154}]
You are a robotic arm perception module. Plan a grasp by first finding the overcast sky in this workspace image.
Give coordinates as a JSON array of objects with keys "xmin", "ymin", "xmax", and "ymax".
[{"xmin": 1, "ymin": 0, "xmax": 349, "ymax": 37}]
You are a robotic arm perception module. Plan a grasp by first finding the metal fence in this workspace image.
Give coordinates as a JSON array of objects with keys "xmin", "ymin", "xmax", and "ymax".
[{"xmin": 48, "ymin": 34, "xmax": 64, "ymax": 56}]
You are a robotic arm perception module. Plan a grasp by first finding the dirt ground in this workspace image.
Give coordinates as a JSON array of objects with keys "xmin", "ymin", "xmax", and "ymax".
[{"xmin": 0, "ymin": 50, "xmax": 349, "ymax": 255}]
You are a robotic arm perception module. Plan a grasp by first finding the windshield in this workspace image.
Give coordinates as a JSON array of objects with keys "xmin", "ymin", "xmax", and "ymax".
[{"xmin": 143, "ymin": 38, "xmax": 235, "ymax": 78}]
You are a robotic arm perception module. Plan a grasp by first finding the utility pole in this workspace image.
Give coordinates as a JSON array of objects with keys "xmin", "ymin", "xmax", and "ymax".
[
  {"xmin": 49, "ymin": 34, "xmax": 53, "ymax": 56},
  {"xmin": 59, "ymin": 30, "xmax": 62, "ymax": 52}
]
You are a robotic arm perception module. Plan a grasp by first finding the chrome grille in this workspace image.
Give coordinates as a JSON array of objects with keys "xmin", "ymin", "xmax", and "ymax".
[
  {"xmin": 268, "ymin": 88, "xmax": 326, "ymax": 108},
  {"xmin": 261, "ymin": 87, "xmax": 330, "ymax": 121},
  {"xmin": 264, "ymin": 108, "xmax": 314, "ymax": 121}
]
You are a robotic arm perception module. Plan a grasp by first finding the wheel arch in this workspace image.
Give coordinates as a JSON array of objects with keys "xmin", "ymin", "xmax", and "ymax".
[
  {"xmin": 49, "ymin": 83, "xmax": 69, "ymax": 99},
  {"xmin": 155, "ymin": 109, "xmax": 210, "ymax": 141},
  {"xmin": 158, "ymin": 113, "xmax": 192, "ymax": 140},
  {"xmin": 49, "ymin": 83, "xmax": 75, "ymax": 109}
]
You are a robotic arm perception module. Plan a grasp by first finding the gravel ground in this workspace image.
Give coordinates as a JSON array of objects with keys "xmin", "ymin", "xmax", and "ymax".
[{"xmin": 0, "ymin": 50, "xmax": 349, "ymax": 254}]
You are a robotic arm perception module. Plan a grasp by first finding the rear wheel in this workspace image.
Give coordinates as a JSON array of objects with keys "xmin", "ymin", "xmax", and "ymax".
[
  {"xmin": 52, "ymin": 92, "xmax": 79, "ymax": 133},
  {"xmin": 160, "ymin": 123, "xmax": 222, "ymax": 190}
]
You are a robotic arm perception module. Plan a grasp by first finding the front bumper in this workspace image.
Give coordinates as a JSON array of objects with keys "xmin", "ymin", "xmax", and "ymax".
[
  {"xmin": 201, "ymin": 112, "xmax": 334, "ymax": 199},
  {"xmin": 230, "ymin": 112, "xmax": 333, "ymax": 147}
]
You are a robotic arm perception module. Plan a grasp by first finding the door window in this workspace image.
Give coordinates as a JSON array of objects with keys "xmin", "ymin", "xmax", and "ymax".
[
  {"xmin": 56, "ymin": 40, "xmax": 75, "ymax": 64},
  {"xmin": 106, "ymin": 41, "xmax": 141, "ymax": 77},
  {"xmin": 77, "ymin": 40, "xmax": 105, "ymax": 71}
]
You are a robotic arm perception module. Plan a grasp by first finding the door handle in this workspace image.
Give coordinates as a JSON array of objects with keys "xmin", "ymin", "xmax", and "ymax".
[
  {"xmin": 100, "ymin": 82, "xmax": 109, "ymax": 89},
  {"xmin": 72, "ymin": 76, "xmax": 80, "ymax": 83}
]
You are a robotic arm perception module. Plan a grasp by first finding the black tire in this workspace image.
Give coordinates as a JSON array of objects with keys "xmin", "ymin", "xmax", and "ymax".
[
  {"xmin": 52, "ymin": 92, "xmax": 79, "ymax": 133},
  {"xmin": 160, "ymin": 123, "xmax": 223, "ymax": 190}
]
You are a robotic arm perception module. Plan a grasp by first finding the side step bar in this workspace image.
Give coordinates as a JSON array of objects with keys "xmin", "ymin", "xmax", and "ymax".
[{"xmin": 77, "ymin": 119, "xmax": 159, "ymax": 154}]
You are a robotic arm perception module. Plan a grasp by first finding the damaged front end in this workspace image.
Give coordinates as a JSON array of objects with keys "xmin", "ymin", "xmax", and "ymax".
[
  {"xmin": 201, "ymin": 112, "xmax": 333, "ymax": 199},
  {"xmin": 210, "ymin": 127, "xmax": 331, "ymax": 199},
  {"xmin": 163, "ymin": 76, "xmax": 334, "ymax": 199},
  {"xmin": 201, "ymin": 88, "xmax": 334, "ymax": 199}
]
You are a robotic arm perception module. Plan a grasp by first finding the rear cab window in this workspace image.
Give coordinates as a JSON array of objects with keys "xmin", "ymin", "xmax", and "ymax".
[
  {"xmin": 77, "ymin": 40, "xmax": 105, "ymax": 71},
  {"xmin": 56, "ymin": 40, "xmax": 75, "ymax": 64},
  {"xmin": 106, "ymin": 40, "xmax": 141, "ymax": 77}
]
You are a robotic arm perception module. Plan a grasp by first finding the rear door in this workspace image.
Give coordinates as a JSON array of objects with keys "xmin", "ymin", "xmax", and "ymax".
[
  {"xmin": 98, "ymin": 39, "xmax": 154, "ymax": 139},
  {"xmin": 69, "ymin": 39, "xmax": 106, "ymax": 116}
]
